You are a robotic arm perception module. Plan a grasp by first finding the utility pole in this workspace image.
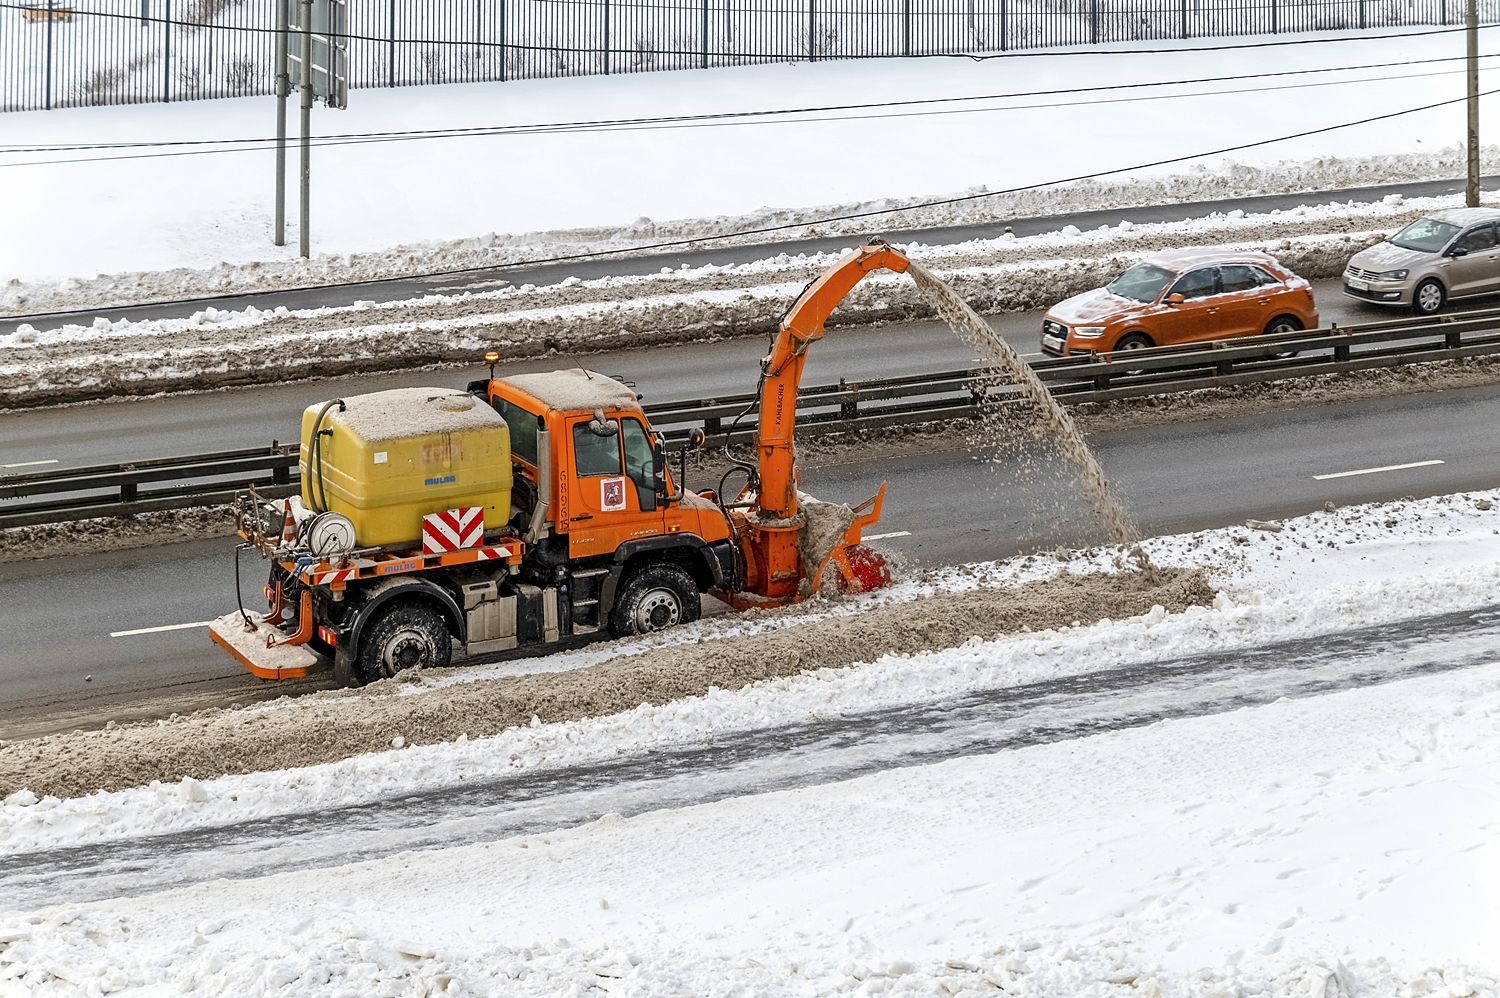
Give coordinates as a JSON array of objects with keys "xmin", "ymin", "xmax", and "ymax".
[
  {"xmin": 299, "ymin": 0, "xmax": 313, "ymax": 258},
  {"xmin": 1467, "ymin": 0, "xmax": 1480, "ymax": 207},
  {"xmin": 274, "ymin": 0, "xmax": 289, "ymax": 246}
]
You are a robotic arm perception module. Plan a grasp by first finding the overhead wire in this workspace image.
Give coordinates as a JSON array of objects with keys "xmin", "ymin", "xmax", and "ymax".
[
  {"xmin": 0, "ymin": 1, "xmax": 1485, "ymax": 58},
  {"xmin": 1, "ymin": 53, "xmax": 1495, "ymax": 167}
]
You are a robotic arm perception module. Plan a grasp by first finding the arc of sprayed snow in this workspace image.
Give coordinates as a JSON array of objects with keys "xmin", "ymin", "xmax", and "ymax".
[{"xmin": 906, "ymin": 261, "xmax": 1138, "ymax": 544}]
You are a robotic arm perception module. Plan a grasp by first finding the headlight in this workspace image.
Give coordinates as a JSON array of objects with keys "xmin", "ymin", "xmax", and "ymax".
[
  {"xmin": 1072, "ymin": 326, "xmax": 1107, "ymax": 338},
  {"xmin": 1378, "ymin": 269, "xmax": 1409, "ymax": 280}
]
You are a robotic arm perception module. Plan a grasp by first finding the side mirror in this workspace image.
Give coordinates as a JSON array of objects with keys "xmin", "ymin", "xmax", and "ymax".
[
  {"xmin": 651, "ymin": 437, "xmax": 667, "ymax": 496},
  {"xmin": 1167, "ymin": 293, "xmax": 1185, "ymax": 305},
  {"xmin": 1450, "ymin": 246, "xmax": 1469, "ymax": 258}
]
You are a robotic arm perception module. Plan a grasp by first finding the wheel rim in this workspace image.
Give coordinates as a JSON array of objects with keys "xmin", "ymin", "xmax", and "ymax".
[
  {"xmin": 632, "ymin": 588, "xmax": 682, "ymax": 633},
  {"xmin": 1418, "ymin": 284, "xmax": 1442, "ymax": 312},
  {"xmin": 381, "ymin": 627, "xmax": 433, "ymax": 673},
  {"xmin": 1120, "ymin": 339, "xmax": 1147, "ymax": 351},
  {"xmin": 1270, "ymin": 321, "xmax": 1297, "ymax": 335}
]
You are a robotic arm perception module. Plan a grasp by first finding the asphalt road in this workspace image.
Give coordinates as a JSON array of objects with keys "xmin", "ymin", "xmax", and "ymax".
[
  {"xmin": 4, "ymin": 175, "xmax": 1491, "ymax": 336},
  {"xmin": 0, "ymin": 276, "xmax": 1424, "ymax": 471},
  {"xmin": 3, "ymin": 377, "xmax": 1497, "ymax": 739}
]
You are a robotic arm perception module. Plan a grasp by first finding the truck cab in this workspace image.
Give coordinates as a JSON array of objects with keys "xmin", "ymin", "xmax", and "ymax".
[{"xmin": 478, "ymin": 369, "xmax": 738, "ymax": 638}]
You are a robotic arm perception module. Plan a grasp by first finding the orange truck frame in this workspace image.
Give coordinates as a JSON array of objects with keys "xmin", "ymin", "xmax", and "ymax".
[{"xmin": 212, "ymin": 244, "xmax": 910, "ymax": 684}]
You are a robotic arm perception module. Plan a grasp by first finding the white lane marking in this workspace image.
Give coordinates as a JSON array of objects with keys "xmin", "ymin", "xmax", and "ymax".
[
  {"xmin": 2, "ymin": 458, "xmax": 58, "ymax": 469},
  {"xmin": 863, "ymin": 530, "xmax": 912, "ymax": 541},
  {"xmin": 110, "ymin": 620, "xmax": 215, "ymax": 638},
  {"xmin": 1313, "ymin": 459, "xmax": 1445, "ymax": 481}
]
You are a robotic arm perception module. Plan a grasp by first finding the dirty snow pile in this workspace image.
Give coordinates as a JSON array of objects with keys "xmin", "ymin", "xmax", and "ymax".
[
  {"xmin": 3, "ymin": 491, "xmax": 1500, "ymax": 994},
  {"xmin": 0, "ymin": 188, "xmax": 1474, "ymax": 405},
  {"xmin": 2, "ymin": 26, "xmax": 1498, "ymax": 310}
]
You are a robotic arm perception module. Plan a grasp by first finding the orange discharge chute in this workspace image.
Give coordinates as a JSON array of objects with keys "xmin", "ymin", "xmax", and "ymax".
[{"xmin": 728, "ymin": 241, "xmax": 910, "ymax": 605}]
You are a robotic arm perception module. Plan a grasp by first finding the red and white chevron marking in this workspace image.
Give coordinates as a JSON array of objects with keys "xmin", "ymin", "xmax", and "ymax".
[
  {"xmin": 313, "ymin": 567, "xmax": 357, "ymax": 585},
  {"xmin": 422, "ymin": 507, "xmax": 484, "ymax": 554}
]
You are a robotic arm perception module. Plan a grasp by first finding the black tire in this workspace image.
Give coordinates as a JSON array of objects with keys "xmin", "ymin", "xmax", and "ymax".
[
  {"xmin": 1413, "ymin": 278, "xmax": 1445, "ymax": 316},
  {"xmin": 609, "ymin": 562, "xmax": 701, "ymax": 639},
  {"xmin": 1264, "ymin": 315, "xmax": 1303, "ymax": 358},
  {"xmin": 356, "ymin": 602, "xmax": 452, "ymax": 684},
  {"xmin": 1113, "ymin": 333, "xmax": 1154, "ymax": 351}
]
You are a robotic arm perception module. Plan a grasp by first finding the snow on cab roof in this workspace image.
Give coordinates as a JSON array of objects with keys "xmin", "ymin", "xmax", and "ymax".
[
  {"xmin": 500, "ymin": 369, "xmax": 642, "ymax": 413},
  {"xmin": 323, "ymin": 387, "xmax": 506, "ymax": 442}
]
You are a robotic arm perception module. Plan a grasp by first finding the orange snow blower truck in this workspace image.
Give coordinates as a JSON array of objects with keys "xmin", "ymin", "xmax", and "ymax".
[{"xmin": 211, "ymin": 243, "xmax": 910, "ymax": 685}]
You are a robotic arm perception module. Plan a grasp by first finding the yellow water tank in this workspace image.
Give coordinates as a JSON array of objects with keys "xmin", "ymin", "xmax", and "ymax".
[{"xmin": 299, "ymin": 388, "xmax": 512, "ymax": 549}]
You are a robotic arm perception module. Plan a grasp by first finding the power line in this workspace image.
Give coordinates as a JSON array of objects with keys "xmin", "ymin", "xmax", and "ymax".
[
  {"xmin": 1, "ymin": 54, "xmax": 1493, "ymax": 167},
  {"xmin": 7, "ymin": 86, "xmax": 1495, "ymax": 323}
]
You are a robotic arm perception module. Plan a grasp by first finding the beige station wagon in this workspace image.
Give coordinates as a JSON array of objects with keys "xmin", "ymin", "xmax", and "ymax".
[{"xmin": 1344, "ymin": 206, "xmax": 1500, "ymax": 315}]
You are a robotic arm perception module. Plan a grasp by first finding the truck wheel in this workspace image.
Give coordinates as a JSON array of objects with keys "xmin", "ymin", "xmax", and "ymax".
[
  {"xmin": 357, "ymin": 602, "xmax": 452, "ymax": 684},
  {"xmin": 609, "ymin": 563, "xmax": 700, "ymax": 638}
]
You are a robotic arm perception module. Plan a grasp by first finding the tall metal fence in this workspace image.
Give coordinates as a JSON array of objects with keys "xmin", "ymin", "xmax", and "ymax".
[{"xmin": 2, "ymin": 0, "xmax": 1493, "ymax": 112}]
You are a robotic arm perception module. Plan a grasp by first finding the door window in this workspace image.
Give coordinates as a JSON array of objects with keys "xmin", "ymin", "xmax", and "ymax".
[
  {"xmin": 1218, "ymin": 265, "xmax": 1265, "ymax": 293},
  {"xmin": 1453, "ymin": 225, "xmax": 1498, "ymax": 253},
  {"xmin": 572, "ymin": 420, "xmax": 622, "ymax": 477},
  {"xmin": 491, "ymin": 396, "xmax": 540, "ymax": 465},
  {"xmin": 621, "ymin": 418, "xmax": 657, "ymax": 512},
  {"xmin": 1168, "ymin": 268, "xmax": 1218, "ymax": 299}
]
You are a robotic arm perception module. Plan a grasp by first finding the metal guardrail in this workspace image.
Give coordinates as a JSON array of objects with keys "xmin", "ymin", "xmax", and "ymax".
[
  {"xmin": 0, "ymin": 445, "xmax": 298, "ymax": 528},
  {"xmin": 5, "ymin": 306, "xmax": 1500, "ymax": 528}
]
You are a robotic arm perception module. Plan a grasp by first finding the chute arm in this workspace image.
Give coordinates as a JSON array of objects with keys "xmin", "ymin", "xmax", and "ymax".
[{"xmin": 756, "ymin": 243, "xmax": 910, "ymax": 518}]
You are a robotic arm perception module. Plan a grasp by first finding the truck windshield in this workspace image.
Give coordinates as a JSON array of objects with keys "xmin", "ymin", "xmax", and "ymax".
[
  {"xmin": 1389, "ymin": 217, "xmax": 1461, "ymax": 253},
  {"xmin": 491, "ymin": 396, "xmax": 540, "ymax": 465},
  {"xmin": 1105, "ymin": 264, "xmax": 1175, "ymax": 302}
]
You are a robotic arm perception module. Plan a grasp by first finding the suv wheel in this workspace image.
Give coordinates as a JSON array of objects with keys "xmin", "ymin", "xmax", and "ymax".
[
  {"xmin": 357, "ymin": 602, "xmax": 452, "ymax": 684},
  {"xmin": 610, "ymin": 562, "xmax": 701, "ymax": 638},
  {"xmin": 1413, "ymin": 278, "xmax": 1445, "ymax": 316}
]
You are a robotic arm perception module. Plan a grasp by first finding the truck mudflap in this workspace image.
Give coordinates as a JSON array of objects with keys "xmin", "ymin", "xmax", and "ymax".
[{"xmin": 208, "ymin": 611, "xmax": 321, "ymax": 680}]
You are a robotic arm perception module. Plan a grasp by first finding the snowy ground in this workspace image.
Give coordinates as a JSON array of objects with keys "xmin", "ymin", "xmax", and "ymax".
[
  {"xmin": 2, "ymin": 27, "xmax": 1499, "ymax": 309},
  {"xmin": 3, "ymin": 490, "xmax": 1499, "ymax": 995}
]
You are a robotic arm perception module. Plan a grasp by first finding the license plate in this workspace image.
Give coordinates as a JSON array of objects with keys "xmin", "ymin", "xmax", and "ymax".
[
  {"xmin": 1347, "ymin": 278, "xmax": 1369, "ymax": 291},
  {"xmin": 1042, "ymin": 334, "xmax": 1065, "ymax": 350}
]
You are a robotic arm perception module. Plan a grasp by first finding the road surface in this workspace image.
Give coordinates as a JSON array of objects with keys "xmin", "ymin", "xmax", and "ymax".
[
  {"xmin": 0, "ymin": 276, "xmax": 1436, "ymax": 472},
  {"xmin": 3, "ymin": 377, "xmax": 1497, "ymax": 739}
]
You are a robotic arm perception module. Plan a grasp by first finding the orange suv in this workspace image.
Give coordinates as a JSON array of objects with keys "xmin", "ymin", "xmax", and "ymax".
[{"xmin": 1040, "ymin": 249, "xmax": 1318, "ymax": 357}]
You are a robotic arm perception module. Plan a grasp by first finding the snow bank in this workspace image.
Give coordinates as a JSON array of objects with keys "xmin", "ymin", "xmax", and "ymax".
[
  {"xmin": 4, "ymin": 487, "xmax": 1498, "ymax": 854},
  {"xmin": 0, "ymin": 190, "xmax": 1461, "ymax": 405}
]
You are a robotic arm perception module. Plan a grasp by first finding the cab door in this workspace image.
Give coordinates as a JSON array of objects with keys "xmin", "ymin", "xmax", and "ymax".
[
  {"xmin": 1444, "ymin": 224, "xmax": 1500, "ymax": 298},
  {"xmin": 1150, "ymin": 267, "xmax": 1220, "ymax": 345},
  {"xmin": 565, "ymin": 413, "xmax": 666, "ymax": 560}
]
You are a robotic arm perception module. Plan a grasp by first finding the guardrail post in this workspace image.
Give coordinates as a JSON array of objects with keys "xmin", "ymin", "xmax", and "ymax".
[
  {"xmin": 1446, "ymin": 325, "xmax": 1462, "ymax": 349},
  {"xmin": 839, "ymin": 379, "xmax": 859, "ymax": 421},
  {"xmin": 121, "ymin": 482, "xmax": 138, "ymax": 502},
  {"xmin": 705, "ymin": 416, "xmax": 722, "ymax": 435}
]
